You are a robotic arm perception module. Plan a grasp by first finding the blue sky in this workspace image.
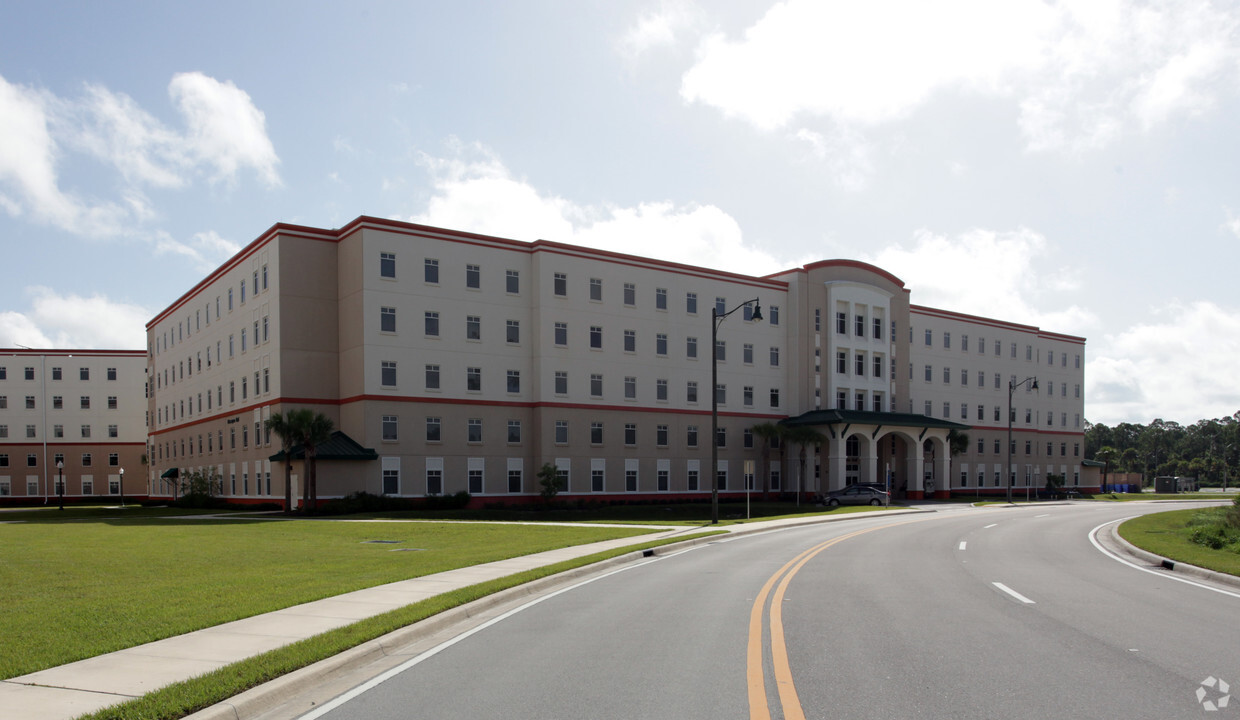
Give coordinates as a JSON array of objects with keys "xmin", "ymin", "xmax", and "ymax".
[{"xmin": 2, "ymin": 0, "xmax": 1239, "ymax": 427}]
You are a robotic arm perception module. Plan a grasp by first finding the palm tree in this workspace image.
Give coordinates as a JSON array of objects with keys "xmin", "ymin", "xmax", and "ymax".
[
  {"xmin": 1095, "ymin": 445, "xmax": 1118, "ymax": 491},
  {"xmin": 264, "ymin": 411, "xmax": 303, "ymax": 515},
  {"xmin": 750, "ymin": 422, "xmax": 783, "ymax": 499},
  {"xmin": 301, "ymin": 412, "xmax": 335, "ymax": 511},
  {"xmin": 784, "ymin": 425, "xmax": 826, "ymax": 506},
  {"xmin": 947, "ymin": 428, "xmax": 969, "ymax": 499}
]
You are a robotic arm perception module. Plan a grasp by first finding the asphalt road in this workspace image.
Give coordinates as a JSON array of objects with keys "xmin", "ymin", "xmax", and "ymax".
[{"xmin": 283, "ymin": 503, "xmax": 1239, "ymax": 720}]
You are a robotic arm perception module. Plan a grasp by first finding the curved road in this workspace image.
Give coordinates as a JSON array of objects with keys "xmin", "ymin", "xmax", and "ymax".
[{"xmin": 269, "ymin": 502, "xmax": 1237, "ymax": 720}]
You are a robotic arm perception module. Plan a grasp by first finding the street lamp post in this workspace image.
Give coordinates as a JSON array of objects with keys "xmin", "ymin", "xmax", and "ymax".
[
  {"xmin": 1006, "ymin": 376, "xmax": 1038, "ymax": 504},
  {"xmin": 711, "ymin": 298, "xmax": 762, "ymax": 524},
  {"xmin": 118, "ymin": 467, "xmax": 125, "ymax": 508},
  {"xmin": 56, "ymin": 460, "xmax": 64, "ymax": 511}
]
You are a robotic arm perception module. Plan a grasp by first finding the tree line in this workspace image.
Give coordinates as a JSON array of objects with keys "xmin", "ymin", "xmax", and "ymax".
[{"xmin": 1085, "ymin": 411, "xmax": 1240, "ymax": 486}]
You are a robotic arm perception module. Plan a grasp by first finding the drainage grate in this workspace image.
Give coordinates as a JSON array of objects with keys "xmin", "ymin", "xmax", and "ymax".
[
  {"xmin": 361, "ymin": 540, "xmax": 402, "ymax": 544},
  {"xmin": 389, "ymin": 548, "xmax": 426, "ymax": 552}
]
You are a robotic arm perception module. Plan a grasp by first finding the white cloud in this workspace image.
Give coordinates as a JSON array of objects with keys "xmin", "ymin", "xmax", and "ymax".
[
  {"xmin": 618, "ymin": 1, "xmax": 703, "ymax": 60},
  {"xmin": 679, "ymin": 0, "xmax": 1240, "ymax": 153},
  {"xmin": 409, "ymin": 139, "xmax": 798, "ymax": 275},
  {"xmin": 153, "ymin": 230, "xmax": 242, "ymax": 273},
  {"xmin": 169, "ymin": 72, "xmax": 281, "ymax": 187},
  {"xmin": 862, "ymin": 227, "xmax": 1096, "ymax": 334},
  {"xmin": 793, "ymin": 127, "xmax": 873, "ymax": 190},
  {"xmin": 0, "ymin": 287, "xmax": 149, "ymax": 349},
  {"xmin": 1088, "ymin": 300, "xmax": 1240, "ymax": 425},
  {"xmin": 0, "ymin": 71, "xmax": 280, "ymax": 239},
  {"xmin": 0, "ymin": 74, "xmax": 130, "ymax": 236}
]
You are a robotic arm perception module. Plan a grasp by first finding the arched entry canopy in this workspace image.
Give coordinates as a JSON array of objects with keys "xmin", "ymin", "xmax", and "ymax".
[{"xmin": 780, "ymin": 409, "xmax": 970, "ymax": 500}]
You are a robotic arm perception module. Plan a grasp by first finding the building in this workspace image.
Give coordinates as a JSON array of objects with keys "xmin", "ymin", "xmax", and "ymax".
[
  {"xmin": 144, "ymin": 216, "xmax": 1089, "ymax": 507},
  {"xmin": 0, "ymin": 349, "xmax": 147, "ymax": 503}
]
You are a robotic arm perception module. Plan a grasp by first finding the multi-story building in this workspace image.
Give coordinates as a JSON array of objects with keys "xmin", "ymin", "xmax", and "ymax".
[
  {"xmin": 145, "ymin": 216, "xmax": 1090, "ymax": 506},
  {"xmin": 0, "ymin": 349, "xmax": 146, "ymax": 503}
]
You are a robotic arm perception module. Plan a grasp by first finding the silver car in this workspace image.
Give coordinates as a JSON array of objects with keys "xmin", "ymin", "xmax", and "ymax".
[{"xmin": 823, "ymin": 485, "xmax": 890, "ymax": 506}]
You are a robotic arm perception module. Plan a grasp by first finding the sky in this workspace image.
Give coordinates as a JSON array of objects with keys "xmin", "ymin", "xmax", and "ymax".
[{"xmin": 1, "ymin": 0, "xmax": 1239, "ymax": 428}]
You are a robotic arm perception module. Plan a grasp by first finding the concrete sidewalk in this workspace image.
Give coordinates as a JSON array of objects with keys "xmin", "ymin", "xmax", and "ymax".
[{"xmin": 0, "ymin": 509, "xmax": 930, "ymax": 720}]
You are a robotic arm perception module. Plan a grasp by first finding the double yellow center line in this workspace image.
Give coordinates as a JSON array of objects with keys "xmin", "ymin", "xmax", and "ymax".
[{"xmin": 746, "ymin": 521, "xmax": 917, "ymax": 720}]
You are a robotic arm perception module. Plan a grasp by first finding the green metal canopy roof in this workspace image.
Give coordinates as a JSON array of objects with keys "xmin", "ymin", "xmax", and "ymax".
[
  {"xmin": 781, "ymin": 409, "xmax": 971, "ymax": 432},
  {"xmin": 160, "ymin": 467, "xmax": 180, "ymax": 479},
  {"xmin": 269, "ymin": 430, "xmax": 379, "ymax": 462}
]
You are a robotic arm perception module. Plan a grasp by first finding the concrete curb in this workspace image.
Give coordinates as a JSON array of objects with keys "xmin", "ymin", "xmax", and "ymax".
[
  {"xmin": 1107, "ymin": 522, "xmax": 1240, "ymax": 592},
  {"xmin": 185, "ymin": 508, "xmax": 932, "ymax": 719}
]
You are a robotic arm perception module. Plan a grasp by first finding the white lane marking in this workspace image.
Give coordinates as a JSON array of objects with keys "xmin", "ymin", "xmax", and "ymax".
[
  {"xmin": 1035, "ymin": 514, "xmax": 1050, "ymax": 518},
  {"xmin": 983, "ymin": 523, "xmax": 997, "ymax": 529},
  {"xmin": 1088, "ymin": 519, "xmax": 1240, "ymax": 600},
  {"xmin": 295, "ymin": 554, "xmax": 666, "ymax": 719},
  {"xmin": 992, "ymin": 582, "xmax": 1036, "ymax": 604},
  {"xmin": 958, "ymin": 541, "xmax": 967, "ymax": 551}
]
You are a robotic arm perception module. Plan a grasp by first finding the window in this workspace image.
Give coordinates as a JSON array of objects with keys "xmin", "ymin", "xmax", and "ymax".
[
  {"xmin": 686, "ymin": 337, "xmax": 697, "ymax": 358},
  {"xmin": 26, "ymin": 396, "xmax": 35, "ymax": 409},
  {"xmin": 687, "ymin": 425, "xmax": 698, "ymax": 447},
  {"xmin": 624, "ymin": 330, "xmax": 636, "ymax": 353},
  {"xmin": 839, "ymin": 352, "xmax": 849, "ymax": 375},
  {"xmin": 507, "ymin": 320, "xmax": 520, "ymax": 344},
  {"xmin": 715, "ymin": 340, "xmax": 726, "ymax": 362},
  {"xmin": 715, "ymin": 426, "xmax": 726, "ymax": 449},
  {"xmin": 425, "ymin": 311, "xmax": 439, "ymax": 336},
  {"xmin": 25, "ymin": 424, "xmax": 35, "ymax": 438},
  {"xmin": 687, "ymin": 381, "xmax": 698, "ymax": 403},
  {"xmin": 856, "ymin": 314, "xmax": 865, "ymax": 336},
  {"xmin": 554, "ymin": 371, "xmax": 567, "ymax": 394},
  {"xmin": 624, "ymin": 283, "xmax": 636, "ymax": 306},
  {"xmin": 506, "ymin": 270, "xmax": 519, "ymax": 293},
  {"xmin": 624, "ymin": 376, "xmax": 636, "ymax": 399},
  {"xmin": 461, "ymin": 263, "xmax": 480, "ymax": 289},
  {"xmin": 468, "ymin": 418, "xmax": 482, "ymax": 443},
  {"xmin": 925, "ymin": 329, "xmax": 932, "ymax": 346},
  {"xmin": 744, "ymin": 386, "xmax": 754, "ymax": 406},
  {"xmin": 506, "ymin": 370, "xmax": 520, "ymax": 393},
  {"xmin": 656, "ymin": 425, "xmax": 668, "ymax": 446},
  {"xmin": 856, "ymin": 353, "xmax": 866, "ymax": 376},
  {"xmin": 744, "ymin": 344, "xmax": 754, "ymax": 364},
  {"xmin": 590, "ymin": 374, "xmax": 603, "ymax": 397},
  {"xmin": 507, "ymin": 420, "xmax": 522, "ymax": 443},
  {"xmin": 80, "ymin": 367, "xmax": 89, "ymax": 381},
  {"xmin": 424, "ymin": 258, "xmax": 439, "ymax": 283},
  {"xmin": 53, "ymin": 424, "xmax": 62, "ymax": 438},
  {"xmin": 924, "ymin": 400, "xmax": 933, "ymax": 416},
  {"xmin": 715, "ymin": 297, "xmax": 726, "ymax": 316},
  {"xmin": 108, "ymin": 424, "xmax": 118, "ymax": 438},
  {"xmin": 656, "ymin": 333, "xmax": 668, "ymax": 356},
  {"xmin": 381, "ymin": 307, "xmax": 396, "ymax": 333},
  {"xmin": 81, "ymin": 453, "xmax": 92, "ymax": 467},
  {"xmin": 548, "ymin": 272, "xmax": 567, "ymax": 297},
  {"xmin": 924, "ymin": 365, "xmax": 932, "ymax": 382},
  {"xmin": 426, "ymin": 417, "xmax": 441, "ymax": 442},
  {"xmin": 977, "ymin": 405, "xmax": 984, "ymax": 421},
  {"xmin": 770, "ymin": 388, "xmax": 780, "ymax": 408},
  {"xmin": 51, "ymin": 366, "xmax": 61, "ymax": 380},
  {"xmin": 591, "ymin": 422, "xmax": 603, "ymax": 444},
  {"xmin": 876, "ymin": 356, "xmax": 885, "ymax": 378},
  {"xmin": 686, "ymin": 292, "xmax": 697, "ymax": 314},
  {"xmin": 262, "ymin": 264, "xmax": 268, "ymax": 289},
  {"xmin": 655, "ymin": 288, "xmax": 667, "ymax": 310},
  {"xmin": 467, "ymin": 315, "xmax": 481, "ymax": 340},
  {"xmin": 106, "ymin": 367, "xmax": 117, "ymax": 381},
  {"xmin": 425, "ymin": 364, "xmax": 440, "ymax": 390},
  {"xmin": 80, "ymin": 396, "xmax": 90, "ymax": 409},
  {"xmin": 590, "ymin": 326, "xmax": 603, "ymax": 349},
  {"xmin": 943, "ymin": 367, "xmax": 951, "ymax": 383},
  {"xmin": 716, "ymin": 384, "xmax": 726, "ymax": 405},
  {"xmin": 555, "ymin": 420, "xmax": 568, "ymax": 444},
  {"xmin": 837, "ymin": 312, "xmax": 847, "ymax": 334},
  {"xmin": 656, "ymin": 378, "xmax": 669, "ymax": 401},
  {"xmin": 381, "ymin": 361, "xmax": 397, "ymax": 387},
  {"xmin": 467, "ymin": 367, "xmax": 481, "ymax": 391},
  {"xmin": 469, "ymin": 466, "xmax": 484, "ymax": 494},
  {"xmin": 873, "ymin": 317, "xmax": 882, "ymax": 339},
  {"xmin": 23, "ymin": 366, "xmax": 35, "ymax": 381},
  {"xmin": 590, "ymin": 278, "xmax": 602, "ymax": 301},
  {"xmin": 770, "ymin": 347, "xmax": 780, "ymax": 367},
  {"xmin": 624, "ymin": 424, "xmax": 636, "ymax": 446}
]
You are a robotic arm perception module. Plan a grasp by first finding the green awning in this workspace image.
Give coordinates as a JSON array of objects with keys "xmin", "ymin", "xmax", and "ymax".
[
  {"xmin": 160, "ymin": 467, "xmax": 180, "ymax": 479},
  {"xmin": 270, "ymin": 430, "xmax": 378, "ymax": 462}
]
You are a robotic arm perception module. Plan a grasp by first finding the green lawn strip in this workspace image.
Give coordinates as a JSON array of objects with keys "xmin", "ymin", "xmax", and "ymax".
[
  {"xmin": 341, "ymin": 501, "xmax": 890, "ymax": 525},
  {"xmin": 0, "ymin": 520, "xmax": 651, "ymax": 679},
  {"xmin": 1118, "ymin": 508, "xmax": 1240, "ymax": 577},
  {"xmin": 0, "ymin": 506, "xmax": 239, "ymax": 521},
  {"xmin": 1092, "ymin": 493, "xmax": 1237, "ymax": 502},
  {"xmin": 78, "ymin": 532, "xmax": 723, "ymax": 720}
]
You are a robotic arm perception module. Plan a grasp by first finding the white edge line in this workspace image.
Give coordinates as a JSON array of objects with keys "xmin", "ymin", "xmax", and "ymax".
[
  {"xmin": 1035, "ymin": 514, "xmax": 1050, "ymax": 518},
  {"xmin": 983, "ymin": 523, "xmax": 997, "ymax": 529},
  {"xmin": 992, "ymin": 582, "xmax": 1035, "ymax": 604},
  {"xmin": 1088, "ymin": 519, "xmax": 1240, "ymax": 600},
  {"xmin": 297, "ymin": 555, "xmax": 665, "ymax": 719},
  {"xmin": 958, "ymin": 541, "xmax": 967, "ymax": 551}
]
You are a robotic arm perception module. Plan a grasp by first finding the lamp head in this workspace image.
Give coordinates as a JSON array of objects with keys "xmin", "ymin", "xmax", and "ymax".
[
  {"xmin": 751, "ymin": 300, "xmax": 763, "ymax": 323},
  {"xmin": 1031, "ymin": 378, "xmax": 1039, "ymax": 391}
]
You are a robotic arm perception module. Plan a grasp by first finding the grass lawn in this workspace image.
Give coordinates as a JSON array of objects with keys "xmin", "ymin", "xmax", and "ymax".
[
  {"xmin": 0, "ymin": 510, "xmax": 654, "ymax": 679},
  {"xmin": 1118, "ymin": 507, "xmax": 1240, "ymax": 577},
  {"xmin": 346, "ymin": 500, "xmax": 891, "ymax": 525},
  {"xmin": 1093, "ymin": 492, "xmax": 1238, "ymax": 502}
]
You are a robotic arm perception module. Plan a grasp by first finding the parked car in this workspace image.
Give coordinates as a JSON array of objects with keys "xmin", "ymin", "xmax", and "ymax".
[{"xmin": 822, "ymin": 485, "xmax": 890, "ymax": 506}]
